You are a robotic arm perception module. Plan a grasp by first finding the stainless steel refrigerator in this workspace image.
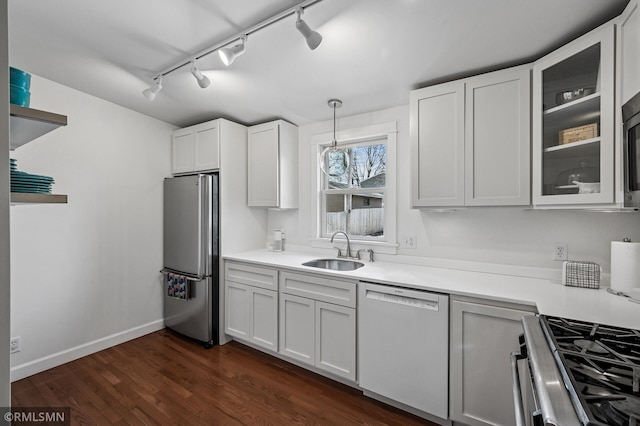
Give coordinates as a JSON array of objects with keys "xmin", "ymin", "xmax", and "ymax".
[{"xmin": 162, "ymin": 173, "xmax": 219, "ymax": 347}]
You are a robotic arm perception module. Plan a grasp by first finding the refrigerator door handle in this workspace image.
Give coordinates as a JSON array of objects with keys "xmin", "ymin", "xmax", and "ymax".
[{"xmin": 160, "ymin": 269, "xmax": 204, "ymax": 282}]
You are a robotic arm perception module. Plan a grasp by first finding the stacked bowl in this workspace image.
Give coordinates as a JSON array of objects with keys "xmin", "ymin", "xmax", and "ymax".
[{"xmin": 9, "ymin": 67, "xmax": 30, "ymax": 107}]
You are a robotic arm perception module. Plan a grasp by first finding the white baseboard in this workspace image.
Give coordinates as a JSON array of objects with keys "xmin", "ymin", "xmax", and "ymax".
[{"xmin": 10, "ymin": 319, "xmax": 165, "ymax": 382}]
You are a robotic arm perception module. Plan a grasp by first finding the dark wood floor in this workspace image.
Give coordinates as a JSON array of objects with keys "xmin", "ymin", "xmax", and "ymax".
[{"xmin": 11, "ymin": 330, "xmax": 436, "ymax": 425}]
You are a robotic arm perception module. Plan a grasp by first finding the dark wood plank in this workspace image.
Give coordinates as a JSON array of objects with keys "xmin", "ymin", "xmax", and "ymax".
[{"xmin": 12, "ymin": 330, "xmax": 437, "ymax": 425}]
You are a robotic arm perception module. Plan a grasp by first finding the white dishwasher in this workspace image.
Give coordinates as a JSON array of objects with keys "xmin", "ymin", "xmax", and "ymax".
[{"xmin": 358, "ymin": 281, "xmax": 449, "ymax": 420}]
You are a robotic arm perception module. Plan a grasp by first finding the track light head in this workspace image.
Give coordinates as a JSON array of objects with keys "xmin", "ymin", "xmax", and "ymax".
[
  {"xmin": 142, "ymin": 76, "xmax": 163, "ymax": 101},
  {"xmin": 190, "ymin": 61, "xmax": 210, "ymax": 89},
  {"xmin": 296, "ymin": 9, "xmax": 322, "ymax": 50},
  {"xmin": 218, "ymin": 36, "xmax": 246, "ymax": 66}
]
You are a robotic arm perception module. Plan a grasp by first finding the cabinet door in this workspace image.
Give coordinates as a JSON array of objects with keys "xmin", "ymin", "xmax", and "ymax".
[
  {"xmin": 193, "ymin": 123, "xmax": 219, "ymax": 171},
  {"xmin": 250, "ymin": 286, "xmax": 278, "ymax": 351},
  {"xmin": 279, "ymin": 293, "xmax": 314, "ymax": 365},
  {"xmin": 410, "ymin": 81, "xmax": 465, "ymax": 207},
  {"xmin": 171, "ymin": 128, "xmax": 194, "ymax": 175},
  {"xmin": 618, "ymin": 0, "xmax": 640, "ymax": 106},
  {"xmin": 533, "ymin": 24, "xmax": 615, "ymax": 206},
  {"xmin": 225, "ymin": 281, "xmax": 249, "ymax": 339},
  {"xmin": 314, "ymin": 301, "xmax": 356, "ymax": 381},
  {"xmin": 450, "ymin": 299, "xmax": 535, "ymax": 426},
  {"xmin": 465, "ymin": 67, "xmax": 531, "ymax": 206},
  {"xmin": 248, "ymin": 122, "xmax": 279, "ymax": 207}
]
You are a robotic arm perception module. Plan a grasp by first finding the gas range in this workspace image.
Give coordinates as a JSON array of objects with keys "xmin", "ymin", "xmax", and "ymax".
[{"xmin": 539, "ymin": 316, "xmax": 640, "ymax": 426}]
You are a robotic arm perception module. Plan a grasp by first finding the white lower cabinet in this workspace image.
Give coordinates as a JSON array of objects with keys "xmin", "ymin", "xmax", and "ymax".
[
  {"xmin": 278, "ymin": 271, "xmax": 357, "ymax": 381},
  {"xmin": 279, "ymin": 293, "xmax": 315, "ymax": 364},
  {"xmin": 449, "ymin": 296, "xmax": 536, "ymax": 426},
  {"xmin": 224, "ymin": 262, "xmax": 278, "ymax": 352},
  {"xmin": 315, "ymin": 301, "xmax": 356, "ymax": 379}
]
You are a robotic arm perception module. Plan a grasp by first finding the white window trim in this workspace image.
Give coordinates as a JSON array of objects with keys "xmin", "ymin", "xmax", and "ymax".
[{"xmin": 309, "ymin": 121, "xmax": 397, "ymax": 255}]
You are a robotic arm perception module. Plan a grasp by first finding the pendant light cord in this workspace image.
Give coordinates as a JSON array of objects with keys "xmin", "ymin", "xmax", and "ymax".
[
  {"xmin": 328, "ymin": 98, "xmax": 342, "ymax": 150},
  {"xmin": 332, "ymin": 102, "xmax": 337, "ymax": 149}
]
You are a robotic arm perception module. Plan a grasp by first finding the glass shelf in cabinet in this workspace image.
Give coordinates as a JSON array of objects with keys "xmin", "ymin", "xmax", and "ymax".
[
  {"xmin": 543, "ymin": 93, "xmax": 600, "ymax": 131},
  {"xmin": 543, "ymin": 137, "xmax": 600, "ymax": 159},
  {"xmin": 543, "ymin": 92, "xmax": 600, "ymax": 115}
]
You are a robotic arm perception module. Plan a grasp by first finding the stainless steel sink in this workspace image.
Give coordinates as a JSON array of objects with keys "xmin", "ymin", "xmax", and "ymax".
[{"xmin": 302, "ymin": 258, "xmax": 365, "ymax": 271}]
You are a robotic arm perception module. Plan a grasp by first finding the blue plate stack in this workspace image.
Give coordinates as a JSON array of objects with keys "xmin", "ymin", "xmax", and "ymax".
[
  {"xmin": 9, "ymin": 67, "xmax": 31, "ymax": 107},
  {"xmin": 10, "ymin": 158, "xmax": 55, "ymax": 194}
]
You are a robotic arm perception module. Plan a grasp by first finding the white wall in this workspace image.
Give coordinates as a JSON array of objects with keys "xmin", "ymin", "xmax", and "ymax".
[
  {"xmin": 0, "ymin": 0, "xmax": 10, "ymax": 405},
  {"xmin": 268, "ymin": 104, "xmax": 640, "ymax": 278},
  {"xmin": 9, "ymin": 75, "xmax": 174, "ymax": 380}
]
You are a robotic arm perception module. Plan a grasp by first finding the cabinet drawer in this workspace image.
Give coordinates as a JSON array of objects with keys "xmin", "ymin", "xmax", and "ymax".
[
  {"xmin": 280, "ymin": 271, "xmax": 356, "ymax": 308},
  {"xmin": 225, "ymin": 262, "xmax": 278, "ymax": 291}
]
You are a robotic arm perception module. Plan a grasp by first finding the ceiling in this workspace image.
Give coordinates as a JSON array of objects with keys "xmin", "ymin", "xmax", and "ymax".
[{"xmin": 8, "ymin": 0, "xmax": 629, "ymax": 128}]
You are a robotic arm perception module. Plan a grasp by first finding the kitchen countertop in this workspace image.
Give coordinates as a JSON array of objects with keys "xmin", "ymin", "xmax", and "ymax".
[{"xmin": 224, "ymin": 249, "xmax": 640, "ymax": 330}]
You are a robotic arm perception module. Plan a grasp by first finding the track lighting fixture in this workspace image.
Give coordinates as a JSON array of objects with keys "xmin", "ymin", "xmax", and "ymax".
[
  {"xmin": 296, "ymin": 8, "xmax": 322, "ymax": 50},
  {"xmin": 190, "ymin": 61, "xmax": 211, "ymax": 88},
  {"xmin": 219, "ymin": 36, "xmax": 247, "ymax": 67},
  {"xmin": 142, "ymin": 0, "xmax": 324, "ymax": 100},
  {"xmin": 142, "ymin": 76, "xmax": 163, "ymax": 101}
]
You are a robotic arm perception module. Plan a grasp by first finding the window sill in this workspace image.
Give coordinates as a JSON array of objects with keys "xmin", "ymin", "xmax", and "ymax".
[{"xmin": 310, "ymin": 238, "xmax": 398, "ymax": 255}]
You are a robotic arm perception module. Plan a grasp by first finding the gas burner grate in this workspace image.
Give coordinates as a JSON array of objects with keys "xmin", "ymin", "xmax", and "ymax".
[{"xmin": 541, "ymin": 316, "xmax": 640, "ymax": 426}]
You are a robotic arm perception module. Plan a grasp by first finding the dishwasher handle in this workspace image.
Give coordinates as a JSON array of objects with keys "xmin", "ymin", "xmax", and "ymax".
[{"xmin": 361, "ymin": 282, "xmax": 445, "ymax": 312}]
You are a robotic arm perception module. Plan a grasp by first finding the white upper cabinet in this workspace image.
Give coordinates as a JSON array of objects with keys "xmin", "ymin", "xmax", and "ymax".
[
  {"xmin": 171, "ymin": 120, "xmax": 221, "ymax": 175},
  {"xmin": 247, "ymin": 120, "xmax": 298, "ymax": 208},
  {"xmin": 411, "ymin": 81, "xmax": 465, "ymax": 207},
  {"xmin": 411, "ymin": 65, "xmax": 531, "ymax": 208},
  {"xmin": 617, "ymin": 0, "xmax": 640, "ymax": 106},
  {"xmin": 532, "ymin": 23, "xmax": 615, "ymax": 207},
  {"xmin": 615, "ymin": 0, "xmax": 640, "ymax": 205},
  {"xmin": 465, "ymin": 67, "xmax": 531, "ymax": 206}
]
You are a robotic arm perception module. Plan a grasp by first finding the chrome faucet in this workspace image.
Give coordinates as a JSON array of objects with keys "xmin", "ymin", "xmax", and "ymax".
[{"xmin": 330, "ymin": 230, "xmax": 353, "ymax": 259}]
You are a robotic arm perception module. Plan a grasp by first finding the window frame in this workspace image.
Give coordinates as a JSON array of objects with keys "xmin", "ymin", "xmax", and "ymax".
[{"xmin": 310, "ymin": 121, "xmax": 397, "ymax": 254}]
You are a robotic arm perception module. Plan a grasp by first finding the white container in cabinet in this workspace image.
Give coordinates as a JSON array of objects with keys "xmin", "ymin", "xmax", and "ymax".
[
  {"xmin": 172, "ymin": 119, "xmax": 227, "ymax": 175},
  {"xmin": 248, "ymin": 120, "xmax": 298, "ymax": 209},
  {"xmin": 278, "ymin": 271, "xmax": 356, "ymax": 381},
  {"xmin": 224, "ymin": 262, "xmax": 278, "ymax": 352},
  {"xmin": 532, "ymin": 23, "xmax": 615, "ymax": 207},
  {"xmin": 449, "ymin": 296, "xmax": 536, "ymax": 426},
  {"xmin": 410, "ymin": 64, "xmax": 531, "ymax": 208}
]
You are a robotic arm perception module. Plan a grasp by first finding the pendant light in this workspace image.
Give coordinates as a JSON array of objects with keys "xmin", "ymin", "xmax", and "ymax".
[{"xmin": 320, "ymin": 99, "xmax": 350, "ymax": 177}]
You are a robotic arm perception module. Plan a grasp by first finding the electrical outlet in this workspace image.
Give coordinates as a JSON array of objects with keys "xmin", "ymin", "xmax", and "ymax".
[
  {"xmin": 401, "ymin": 235, "xmax": 417, "ymax": 249},
  {"xmin": 10, "ymin": 336, "xmax": 20, "ymax": 354},
  {"xmin": 553, "ymin": 242, "xmax": 568, "ymax": 261}
]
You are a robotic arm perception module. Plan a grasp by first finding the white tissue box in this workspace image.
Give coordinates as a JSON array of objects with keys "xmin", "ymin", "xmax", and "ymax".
[{"xmin": 562, "ymin": 260, "xmax": 600, "ymax": 289}]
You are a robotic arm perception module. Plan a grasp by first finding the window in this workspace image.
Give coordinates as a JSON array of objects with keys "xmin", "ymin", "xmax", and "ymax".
[
  {"xmin": 321, "ymin": 139, "xmax": 387, "ymax": 240},
  {"xmin": 311, "ymin": 121, "xmax": 396, "ymax": 251}
]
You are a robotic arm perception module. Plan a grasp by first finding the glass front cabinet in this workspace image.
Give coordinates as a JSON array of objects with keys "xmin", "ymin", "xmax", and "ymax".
[{"xmin": 532, "ymin": 24, "xmax": 615, "ymax": 207}]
